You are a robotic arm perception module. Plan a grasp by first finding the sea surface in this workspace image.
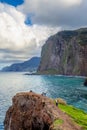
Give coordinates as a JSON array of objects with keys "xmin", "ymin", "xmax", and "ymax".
[{"xmin": 0, "ymin": 72, "xmax": 87, "ymax": 130}]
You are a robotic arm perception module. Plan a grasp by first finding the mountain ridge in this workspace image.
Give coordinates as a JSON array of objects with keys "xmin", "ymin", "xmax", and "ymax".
[{"xmin": 2, "ymin": 57, "xmax": 40, "ymax": 72}]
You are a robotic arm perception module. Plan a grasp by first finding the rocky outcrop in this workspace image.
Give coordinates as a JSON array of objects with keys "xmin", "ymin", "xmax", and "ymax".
[
  {"xmin": 38, "ymin": 28, "xmax": 87, "ymax": 76},
  {"xmin": 4, "ymin": 92, "xmax": 82, "ymax": 130},
  {"xmin": 84, "ymin": 78, "xmax": 87, "ymax": 86}
]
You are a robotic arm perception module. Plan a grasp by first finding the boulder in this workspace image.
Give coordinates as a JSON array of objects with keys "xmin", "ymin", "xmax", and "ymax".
[
  {"xmin": 4, "ymin": 92, "xmax": 82, "ymax": 130},
  {"xmin": 84, "ymin": 78, "xmax": 87, "ymax": 86}
]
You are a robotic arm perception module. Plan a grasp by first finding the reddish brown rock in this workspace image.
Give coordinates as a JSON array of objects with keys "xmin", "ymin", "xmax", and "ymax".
[{"xmin": 4, "ymin": 92, "xmax": 82, "ymax": 130}]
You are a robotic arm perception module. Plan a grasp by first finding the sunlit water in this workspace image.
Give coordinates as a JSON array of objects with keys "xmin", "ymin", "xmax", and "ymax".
[{"xmin": 0, "ymin": 72, "xmax": 87, "ymax": 130}]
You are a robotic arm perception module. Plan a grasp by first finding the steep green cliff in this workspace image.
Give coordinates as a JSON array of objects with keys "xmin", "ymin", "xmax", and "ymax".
[{"xmin": 38, "ymin": 28, "xmax": 87, "ymax": 76}]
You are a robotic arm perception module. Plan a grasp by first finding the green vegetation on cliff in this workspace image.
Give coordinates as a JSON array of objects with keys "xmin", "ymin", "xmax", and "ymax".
[
  {"xmin": 53, "ymin": 119, "xmax": 64, "ymax": 130},
  {"xmin": 77, "ymin": 28, "xmax": 87, "ymax": 45},
  {"xmin": 59, "ymin": 104, "xmax": 87, "ymax": 130},
  {"xmin": 37, "ymin": 69, "xmax": 59, "ymax": 75},
  {"xmin": 58, "ymin": 28, "xmax": 87, "ymax": 45}
]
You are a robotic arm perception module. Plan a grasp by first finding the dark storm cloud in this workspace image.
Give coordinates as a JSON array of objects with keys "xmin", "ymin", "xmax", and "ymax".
[{"xmin": 19, "ymin": 0, "xmax": 87, "ymax": 28}]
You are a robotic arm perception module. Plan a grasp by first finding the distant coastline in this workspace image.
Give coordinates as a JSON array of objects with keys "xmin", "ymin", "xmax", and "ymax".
[{"xmin": 1, "ymin": 57, "xmax": 40, "ymax": 72}]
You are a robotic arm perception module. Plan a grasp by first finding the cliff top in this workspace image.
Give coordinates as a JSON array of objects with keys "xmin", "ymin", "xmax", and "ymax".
[{"xmin": 46, "ymin": 27, "xmax": 87, "ymax": 45}]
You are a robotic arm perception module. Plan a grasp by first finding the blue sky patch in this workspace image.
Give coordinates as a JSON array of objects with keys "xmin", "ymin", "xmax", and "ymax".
[
  {"xmin": 0, "ymin": 0, "xmax": 24, "ymax": 6},
  {"xmin": 25, "ymin": 16, "xmax": 33, "ymax": 26}
]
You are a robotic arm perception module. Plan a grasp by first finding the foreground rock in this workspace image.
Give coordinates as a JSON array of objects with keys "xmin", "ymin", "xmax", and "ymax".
[
  {"xmin": 4, "ymin": 92, "xmax": 82, "ymax": 130},
  {"xmin": 84, "ymin": 78, "xmax": 87, "ymax": 86}
]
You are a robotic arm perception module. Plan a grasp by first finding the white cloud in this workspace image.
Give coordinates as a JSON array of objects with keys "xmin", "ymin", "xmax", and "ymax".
[
  {"xmin": 61, "ymin": 0, "xmax": 82, "ymax": 6},
  {"xmin": 0, "ymin": 0, "xmax": 87, "ymax": 67},
  {"xmin": 0, "ymin": 3, "xmax": 60, "ymax": 65}
]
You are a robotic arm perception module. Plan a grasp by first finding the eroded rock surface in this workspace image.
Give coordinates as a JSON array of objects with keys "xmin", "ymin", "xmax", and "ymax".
[{"xmin": 4, "ymin": 92, "xmax": 82, "ymax": 130}]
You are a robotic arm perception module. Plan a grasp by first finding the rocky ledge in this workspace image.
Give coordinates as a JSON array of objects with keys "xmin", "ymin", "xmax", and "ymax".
[{"xmin": 4, "ymin": 92, "xmax": 82, "ymax": 130}]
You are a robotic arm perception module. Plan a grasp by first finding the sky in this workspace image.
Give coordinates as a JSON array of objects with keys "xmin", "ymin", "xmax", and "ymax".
[{"xmin": 0, "ymin": 0, "xmax": 87, "ymax": 69}]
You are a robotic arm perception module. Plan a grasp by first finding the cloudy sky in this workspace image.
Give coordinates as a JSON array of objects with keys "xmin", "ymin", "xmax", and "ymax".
[{"xmin": 0, "ymin": 0, "xmax": 87, "ymax": 69}]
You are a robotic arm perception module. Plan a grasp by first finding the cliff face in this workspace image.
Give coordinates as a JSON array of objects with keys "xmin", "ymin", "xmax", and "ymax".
[
  {"xmin": 38, "ymin": 28, "xmax": 87, "ymax": 76},
  {"xmin": 4, "ymin": 92, "xmax": 82, "ymax": 130}
]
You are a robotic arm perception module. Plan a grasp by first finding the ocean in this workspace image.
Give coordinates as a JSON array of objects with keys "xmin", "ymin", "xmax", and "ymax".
[{"xmin": 0, "ymin": 72, "xmax": 87, "ymax": 130}]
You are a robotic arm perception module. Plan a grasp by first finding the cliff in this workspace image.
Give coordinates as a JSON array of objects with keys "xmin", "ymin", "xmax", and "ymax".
[
  {"xmin": 38, "ymin": 28, "xmax": 87, "ymax": 76},
  {"xmin": 2, "ymin": 57, "xmax": 40, "ymax": 72},
  {"xmin": 4, "ymin": 92, "xmax": 82, "ymax": 130}
]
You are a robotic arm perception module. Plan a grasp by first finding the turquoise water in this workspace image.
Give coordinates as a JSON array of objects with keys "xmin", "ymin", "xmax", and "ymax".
[{"xmin": 0, "ymin": 72, "xmax": 87, "ymax": 130}]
